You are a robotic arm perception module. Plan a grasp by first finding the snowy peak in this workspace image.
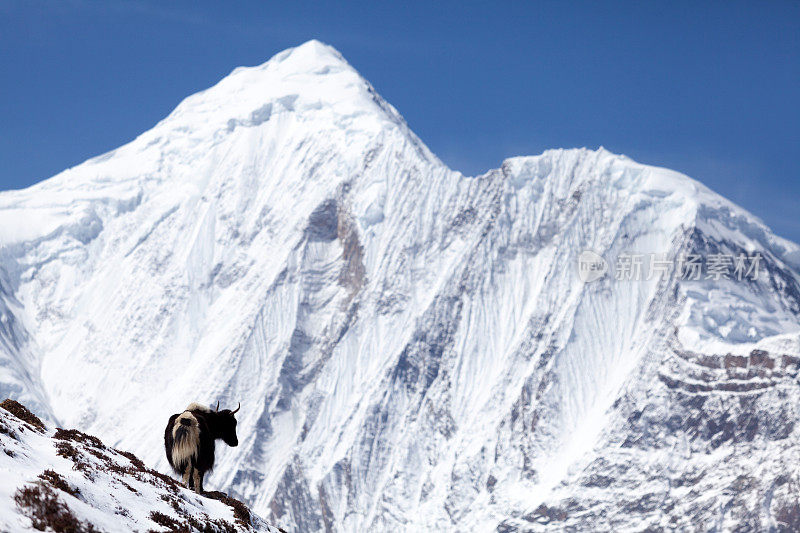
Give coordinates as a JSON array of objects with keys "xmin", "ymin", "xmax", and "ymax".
[{"xmin": 150, "ymin": 39, "xmax": 405, "ymax": 144}]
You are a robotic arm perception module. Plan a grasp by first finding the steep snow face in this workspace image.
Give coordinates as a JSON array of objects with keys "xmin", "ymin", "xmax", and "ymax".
[{"xmin": 1, "ymin": 40, "xmax": 799, "ymax": 531}]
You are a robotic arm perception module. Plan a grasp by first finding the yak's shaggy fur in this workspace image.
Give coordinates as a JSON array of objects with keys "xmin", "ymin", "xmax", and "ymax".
[
  {"xmin": 164, "ymin": 402, "xmax": 239, "ymax": 493},
  {"xmin": 170, "ymin": 412, "xmax": 201, "ymax": 470}
]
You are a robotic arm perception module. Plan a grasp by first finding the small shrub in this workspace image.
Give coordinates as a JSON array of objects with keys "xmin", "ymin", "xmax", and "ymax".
[
  {"xmin": 54, "ymin": 428, "xmax": 104, "ymax": 448},
  {"xmin": 14, "ymin": 484, "xmax": 99, "ymax": 532},
  {"xmin": 204, "ymin": 491, "xmax": 250, "ymax": 527},
  {"xmin": 115, "ymin": 448, "xmax": 147, "ymax": 470},
  {"xmin": 149, "ymin": 510, "xmax": 185, "ymax": 531},
  {"xmin": 0, "ymin": 399, "xmax": 45, "ymax": 431},
  {"xmin": 55, "ymin": 441, "xmax": 93, "ymax": 476},
  {"xmin": 38, "ymin": 470, "xmax": 80, "ymax": 498}
]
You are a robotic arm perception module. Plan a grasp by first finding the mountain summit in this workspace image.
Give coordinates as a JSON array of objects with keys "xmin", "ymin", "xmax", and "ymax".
[{"xmin": 1, "ymin": 41, "xmax": 799, "ymax": 531}]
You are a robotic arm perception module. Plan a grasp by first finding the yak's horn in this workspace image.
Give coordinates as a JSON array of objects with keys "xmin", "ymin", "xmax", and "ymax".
[
  {"xmin": 232, "ymin": 402, "xmax": 240, "ymax": 415},
  {"xmin": 215, "ymin": 401, "xmax": 220, "ymax": 412}
]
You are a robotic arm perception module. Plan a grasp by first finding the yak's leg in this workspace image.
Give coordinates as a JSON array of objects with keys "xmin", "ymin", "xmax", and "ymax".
[
  {"xmin": 182, "ymin": 466, "xmax": 193, "ymax": 488},
  {"xmin": 192, "ymin": 469, "xmax": 204, "ymax": 494}
]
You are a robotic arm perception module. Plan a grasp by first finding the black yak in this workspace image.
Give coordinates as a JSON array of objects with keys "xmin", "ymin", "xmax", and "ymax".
[{"xmin": 164, "ymin": 401, "xmax": 240, "ymax": 493}]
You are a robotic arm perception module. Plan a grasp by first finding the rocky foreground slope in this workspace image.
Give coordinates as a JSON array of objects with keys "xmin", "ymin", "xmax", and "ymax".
[{"xmin": 0, "ymin": 399, "xmax": 281, "ymax": 532}]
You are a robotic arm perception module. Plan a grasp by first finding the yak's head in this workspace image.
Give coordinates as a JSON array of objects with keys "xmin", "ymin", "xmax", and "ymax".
[{"xmin": 215, "ymin": 402, "xmax": 240, "ymax": 447}]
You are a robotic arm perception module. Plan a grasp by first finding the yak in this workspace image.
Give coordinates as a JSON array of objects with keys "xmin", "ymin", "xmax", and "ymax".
[{"xmin": 164, "ymin": 401, "xmax": 240, "ymax": 493}]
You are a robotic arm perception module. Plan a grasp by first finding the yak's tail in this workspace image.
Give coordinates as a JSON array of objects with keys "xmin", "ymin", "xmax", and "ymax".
[
  {"xmin": 174, "ymin": 425, "xmax": 189, "ymax": 443},
  {"xmin": 169, "ymin": 412, "xmax": 200, "ymax": 473}
]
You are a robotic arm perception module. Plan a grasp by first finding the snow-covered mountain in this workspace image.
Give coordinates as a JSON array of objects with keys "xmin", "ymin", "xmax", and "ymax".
[{"xmin": 1, "ymin": 40, "xmax": 799, "ymax": 531}]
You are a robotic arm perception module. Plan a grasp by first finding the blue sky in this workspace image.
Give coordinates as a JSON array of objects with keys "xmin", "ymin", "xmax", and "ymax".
[{"xmin": 2, "ymin": 1, "xmax": 799, "ymax": 242}]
